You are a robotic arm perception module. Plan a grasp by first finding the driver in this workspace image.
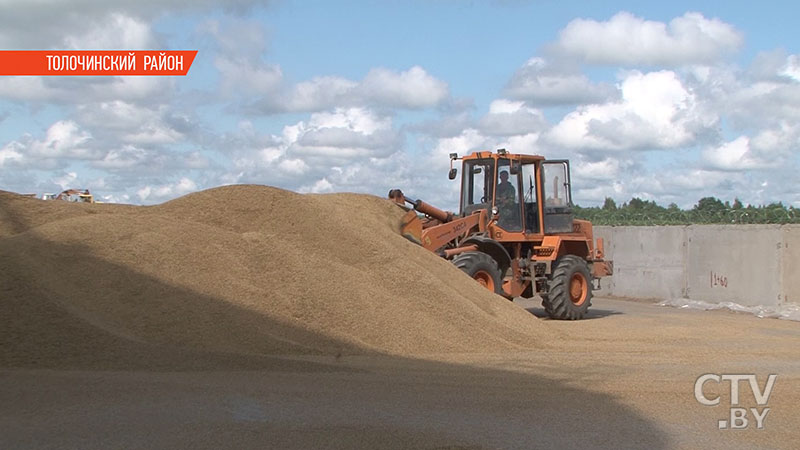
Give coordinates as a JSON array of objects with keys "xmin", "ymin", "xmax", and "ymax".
[
  {"xmin": 496, "ymin": 170, "xmax": 517, "ymax": 228},
  {"xmin": 497, "ymin": 170, "xmax": 516, "ymax": 206}
]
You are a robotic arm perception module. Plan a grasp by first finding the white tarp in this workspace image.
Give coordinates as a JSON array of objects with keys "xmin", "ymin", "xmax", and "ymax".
[{"xmin": 658, "ymin": 298, "xmax": 800, "ymax": 322}]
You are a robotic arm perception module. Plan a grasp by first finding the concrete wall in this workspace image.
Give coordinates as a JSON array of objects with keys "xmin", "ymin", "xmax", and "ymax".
[
  {"xmin": 594, "ymin": 224, "xmax": 798, "ymax": 307},
  {"xmin": 782, "ymin": 225, "xmax": 800, "ymax": 304},
  {"xmin": 594, "ymin": 226, "xmax": 686, "ymax": 300}
]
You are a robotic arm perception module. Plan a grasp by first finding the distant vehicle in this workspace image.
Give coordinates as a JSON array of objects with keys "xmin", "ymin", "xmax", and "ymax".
[{"xmin": 54, "ymin": 189, "xmax": 94, "ymax": 203}]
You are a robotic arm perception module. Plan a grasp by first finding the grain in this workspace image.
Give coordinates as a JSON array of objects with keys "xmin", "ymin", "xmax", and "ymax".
[{"xmin": 0, "ymin": 186, "xmax": 543, "ymax": 369}]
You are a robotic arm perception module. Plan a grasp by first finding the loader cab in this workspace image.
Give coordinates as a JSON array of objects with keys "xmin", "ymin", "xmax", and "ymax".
[
  {"xmin": 514, "ymin": 158, "xmax": 575, "ymax": 234},
  {"xmin": 458, "ymin": 151, "xmax": 574, "ymax": 236}
]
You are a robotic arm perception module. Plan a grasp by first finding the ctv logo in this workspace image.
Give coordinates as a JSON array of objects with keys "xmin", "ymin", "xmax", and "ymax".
[{"xmin": 694, "ymin": 374, "xmax": 777, "ymax": 430}]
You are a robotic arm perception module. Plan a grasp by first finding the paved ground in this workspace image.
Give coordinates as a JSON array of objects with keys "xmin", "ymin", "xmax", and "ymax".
[{"xmin": 2, "ymin": 297, "xmax": 799, "ymax": 449}]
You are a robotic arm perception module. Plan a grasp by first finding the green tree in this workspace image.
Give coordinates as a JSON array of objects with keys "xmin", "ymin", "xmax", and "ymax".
[
  {"xmin": 602, "ymin": 197, "xmax": 617, "ymax": 211},
  {"xmin": 628, "ymin": 197, "xmax": 647, "ymax": 210},
  {"xmin": 694, "ymin": 196, "xmax": 726, "ymax": 212}
]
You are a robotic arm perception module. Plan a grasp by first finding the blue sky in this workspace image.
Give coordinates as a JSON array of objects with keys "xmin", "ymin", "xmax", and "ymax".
[{"xmin": 1, "ymin": 0, "xmax": 800, "ymax": 209}]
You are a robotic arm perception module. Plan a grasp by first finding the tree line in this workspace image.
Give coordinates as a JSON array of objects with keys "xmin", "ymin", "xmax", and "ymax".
[{"xmin": 573, "ymin": 197, "xmax": 800, "ymax": 225}]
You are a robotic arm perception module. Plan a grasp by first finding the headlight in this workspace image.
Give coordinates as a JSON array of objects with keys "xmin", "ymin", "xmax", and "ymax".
[{"xmin": 491, "ymin": 206, "xmax": 498, "ymax": 216}]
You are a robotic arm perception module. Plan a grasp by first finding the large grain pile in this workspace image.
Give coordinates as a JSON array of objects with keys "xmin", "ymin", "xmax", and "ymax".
[{"xmin": 0, "ymin": 185, "xmax": 545, "ymax": 369}]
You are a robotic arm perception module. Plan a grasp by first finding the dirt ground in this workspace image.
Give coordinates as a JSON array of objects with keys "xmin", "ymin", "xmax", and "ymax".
[{"xmin": 2, "ymin": 297, "xmax": 798, "ymax": 450}]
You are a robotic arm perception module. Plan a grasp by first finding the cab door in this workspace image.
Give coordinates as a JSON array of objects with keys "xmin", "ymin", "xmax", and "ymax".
[{"xmin": 541, "ymin": 160, "xmax": 574, "ymax": 233}]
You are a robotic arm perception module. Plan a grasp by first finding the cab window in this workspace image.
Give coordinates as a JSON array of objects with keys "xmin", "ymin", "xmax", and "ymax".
[{"xmin": 460, "ymin": 159, "xmax": 494, "ymax": 215}]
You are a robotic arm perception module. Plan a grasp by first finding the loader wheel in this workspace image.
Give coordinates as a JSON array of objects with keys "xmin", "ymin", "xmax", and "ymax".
[
  {"xmin": 542, "ymin": 255, "xmax": 592, "ymax": 320},
  {"xmin": 452, "ymin": 251, "xmax": 503, "ymax": 296}
]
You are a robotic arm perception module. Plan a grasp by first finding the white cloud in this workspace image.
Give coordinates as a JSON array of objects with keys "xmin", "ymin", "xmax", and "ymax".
[
  {"xmin": 250, "ymin": 66, "xmax": 449, "ymax": 113},
  {"xmin": 76, "ymin": 101, "xmax": 184, "ymax": 145},
  {"xmin": 0, "ymin": 0, "xmax": 271, "ymax": 48},
  {"xmin": 703, "ymin": 136, "xmax": 766, "ymax": 170},
  {"xmin": 478, "ymin": 99, "xmax": 548, "ymax": 136},
  {"xmin": 572, "ymin": 157, "xmax": 632, "ymax": 182},
  {"xmin": 289, "ymin": 108, "xmax": 401, "ymax": 159},
  {"xmin": 201, "ymin": 19, "xmax": 284, "ymax": 97},
  {"xmin": 546, "ymin": 70, "xmax": 717, "ymax": 151},
  {"xmin": 230, "ymin": 107, "xmax": 403, "ymax": 189},
  {"xmin": 63, "ymin": 13, "xmax": 156, "ymax": 49},
  {"xmin": 703, "ymin": 123, "xmax": 800, "ymax": 170},
  {"xmin": 216, "ymin": 57, "xmax": 284, "ymax": 96},
  {"xmin": 359, "ymin": 66, "xmax": 449, "ymax": 109},
  {"xmin": 430, "ymin": 128, "xmax": 490, "ymax": 169},
  {"xmin": 781, "ymin": 55, "xmax": 800, "ymax": 82},
  {"xmin": 505, "ymin": 57, "xmax": 619, "ymax": 105},
  {"xmin": 555, "ymin": 12, "xmax": 743, "ymax": 66},
  {"xmin": 299, "ymin": 177, "xmax": 333, "ymax": 194},
  {"xmin": 0, "ymin": 141, "xmax": 24, "ymax": 167},
  {"xmin": 93, "ymin": 145, "xmax": 153, "ymax": 170},
  {"xmin": 137, "ymin": 177, "xmax": 198, "ymax": 202},
  {"xmin": 201, "ymin": 20, "xmax": 447, "ymax": 113},
  {"xmin": 22, "ymin": 120, "xmax": 96, "ymax": 160},
  {"xmin": 53, "ymin": 171, "xmax": 79, "ymax": 190},
  {"xmin": 0, "ymin": 75, "xmax": 174, "ymax": 104}
]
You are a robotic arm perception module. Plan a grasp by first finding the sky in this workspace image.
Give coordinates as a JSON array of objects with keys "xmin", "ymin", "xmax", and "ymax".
[{"xmin": 1, "ymin": 0, "xmax": 799, "ymax": 209}]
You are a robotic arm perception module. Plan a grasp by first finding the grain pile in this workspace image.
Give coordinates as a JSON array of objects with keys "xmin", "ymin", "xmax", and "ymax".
[{"xmin": 0, "ymin": 185, "xmax": 544, "ymax": 369}]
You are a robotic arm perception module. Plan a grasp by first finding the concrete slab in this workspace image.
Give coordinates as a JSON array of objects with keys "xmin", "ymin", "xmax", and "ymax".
[
  {"xmin": 594, "ymin": 226, "xmax": 686, "ymax": 299},
  {"xmin": 781, "ymin": 225, "xmax": 800, "ymax": 305},
  {"xmin": 686, "ymin": 225, "xmax": 782, "ymax": 306}
]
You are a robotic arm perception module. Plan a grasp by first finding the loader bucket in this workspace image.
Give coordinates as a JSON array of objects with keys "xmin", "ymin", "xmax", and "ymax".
[{"xmin": 400, "ymin": 209, "xmax": 423, "ymax": 245}]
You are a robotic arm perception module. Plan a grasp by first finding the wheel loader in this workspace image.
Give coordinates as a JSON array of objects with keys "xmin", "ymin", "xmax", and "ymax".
[{"xmin": 389, "ymin": 149, "xmax": 613, "ymax": 320}]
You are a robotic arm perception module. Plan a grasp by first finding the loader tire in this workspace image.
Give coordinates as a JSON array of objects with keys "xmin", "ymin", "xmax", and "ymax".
[
  {"xmin": 542, "ymin": 255, "xmax": 592, "ymax": 320},
  {"xmin": 452, "ymin": 251, "xmax": 503, "ymax": 296}
]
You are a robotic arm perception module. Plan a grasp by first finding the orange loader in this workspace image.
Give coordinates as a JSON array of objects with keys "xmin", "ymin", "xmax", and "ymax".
[{"xmin": 389, "ymin": 149, "xmax": 612, "ymax": 320}]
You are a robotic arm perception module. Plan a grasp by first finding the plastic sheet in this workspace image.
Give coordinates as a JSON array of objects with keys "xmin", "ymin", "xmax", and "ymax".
[{"xmin": 658, "ymin": 298, "xmax": 800, "ymax": 322}]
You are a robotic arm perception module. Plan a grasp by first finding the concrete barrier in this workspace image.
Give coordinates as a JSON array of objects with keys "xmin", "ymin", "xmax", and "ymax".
[
  {"xmin": 593, "ymin": 226, "xmax": 686, "ymax": 299},
  {"xmin": 782, "ymin": 225, "xmax": 800, "ymax": 304},
  {"xmin": 593, "ymin": 224, "xmax": 798, "ymax": 307},
  {"xmin": 686, "ymin": 225, "xmax": 782, "ymax": 306}
]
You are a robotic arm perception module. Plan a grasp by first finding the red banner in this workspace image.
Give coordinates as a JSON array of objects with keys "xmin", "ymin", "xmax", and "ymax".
[{"xmin": 0, "ymin": 50, "xmax": 198, "ymax": 76}]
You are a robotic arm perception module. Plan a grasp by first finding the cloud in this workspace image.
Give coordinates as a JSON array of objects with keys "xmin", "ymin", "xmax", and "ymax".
[
  {"xmin": 93, "ymin": 145, "xmax": 155, "ymax": 170},
  {"xmin": 199, "ymin": 18, "xmax": 284, "ymax": 97},
  {"xmin": 572, "ymin": 156, "xmax": 633, "ymax": 182},
  {"xmin": 200, "ymin": 19, "xmax": 448, "ymax": 113},
  {"xmin": 63, "ymin": 13, "xmax": 157, "ymax": 49},
  {"xmin": 228, "ymin": 108, "xmax": 404, "ymax": 188},
  {"xmin": 0, "ymin": 9, "xmax": 174, "ymax": 106},
  {"xmin": 6, "ymin": 121, "xmax": 97, "ymax": 164},
  {"xmin": 0, "ymin": 74, "xmax": 175, "ymax": 105},
  {"xmin": 781, "ymin": 55, "xmax": 800, "ymax": 82},
  {"xmin": 505, "ymin": 58, "xmax": 619, "ymax": 106},
  {"xmin": 0, "ymin": 142, "xmax": 24, "ymax": 167},
  {"xmin": 703, "ymin": 123, "xmax": 800, "ymax": 170},
  {"xmin": 724, "ymin": 67, "xmax": 800, "ymax": 130},
  {"xmin": 289, "ymin": 108, "xmax": 402, "ymax": 159},
  {"xmin": 554, "ymin": 12, "xmax": 743, "ymax": 66},
  {"xmin": 478, "ymin": 99, "xmax": 548, "ymax": 136},
  {"xmin": 546, "ymin": 70, "xmax": 718, "ymax": 151},
  {"xmin": 249, "ymin": 66, "xmax": 449, "ymax": 113},
  {"xmin": 0, "ymin": 0, "xmax": 271, "ymax": 48},
  {"xmin": 359, "ymin": 66, "xmax": 449, "ymax": 109},
  {"xmin": 137, "ymin": 177, "xmax": 198, "ymax": 202},
  {"xmin": 76, "ymin": 101, "xmax": 186, "ymax": 145}
]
